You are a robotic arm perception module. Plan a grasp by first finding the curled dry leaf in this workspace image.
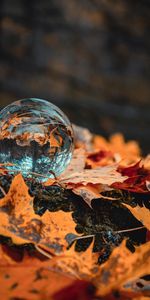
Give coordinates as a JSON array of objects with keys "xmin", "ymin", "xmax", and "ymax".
[{"xmin": 0, "ymin": 174, "xmax": 78, "ymax": 253}]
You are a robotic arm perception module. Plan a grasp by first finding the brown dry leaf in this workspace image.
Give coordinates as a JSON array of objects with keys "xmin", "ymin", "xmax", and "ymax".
[
  {"xmin": 61, "ymin": 148, "xmax": 86, "ymax": 175},
  {"xmin": 0, "ymin": 174, "xmax": 77, "ymax": 253},
  {"xmin": 44, "ymin": 148, "xmax": 86, "ymax": 186},
  {"xmin": 123, "ymin": 203, "xmax": 150, "ymax": 230},
  {"xmin": 60, "ymin": 164, "xmax": 127, "ymax": 186},
  {"xmin": 93, "ymin": 240, "xmax": 150, "ymax": 297}
]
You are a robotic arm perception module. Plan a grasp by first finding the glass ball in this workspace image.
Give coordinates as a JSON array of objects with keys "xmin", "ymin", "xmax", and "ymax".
[{"xmin": 0, "ymin": 98, "xmax": 74, "ymax": 182}]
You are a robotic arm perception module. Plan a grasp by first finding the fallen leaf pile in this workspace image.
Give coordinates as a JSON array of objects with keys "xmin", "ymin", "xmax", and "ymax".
[{"xmin": 0, "ymin": 124, "xmax": 150, "ymax": 300}]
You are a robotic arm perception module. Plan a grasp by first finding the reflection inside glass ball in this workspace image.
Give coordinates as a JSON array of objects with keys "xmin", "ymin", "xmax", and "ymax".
[{"xmin": 0, "ymin": 98, "xmax": 74, "ymax": 182}]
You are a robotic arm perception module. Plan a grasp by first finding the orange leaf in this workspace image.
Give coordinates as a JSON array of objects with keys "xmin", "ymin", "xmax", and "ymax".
[
  {"xmin": 50, "ymin": 240, "xmax": 99, "ymax": 279},
  {"xmin": 93, "ymin": 240, "xmax": 150, "ymax": 297},
  {"xmin": 72, "ymin": 184, "xmax": 111, "ymax": 207},
  {"xmin": 123, "ymin": 203, "xmax": 150, "ymax": 230},
  {"xmin": 93, "ymin": 133, "xmax": 141, "ymax": 166},
  {"xmin": 0, "ymin": 264, "xmax": 74, "ymax": 300},
  {"xmin": 0, "ymin": 174, "xmax": 77, "ymax": 253}
]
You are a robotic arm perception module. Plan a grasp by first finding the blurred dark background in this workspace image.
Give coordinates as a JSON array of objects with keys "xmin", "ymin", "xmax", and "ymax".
[{"xmin": 0, "ymin": 0, "xmax": 150, "ymax": 153}]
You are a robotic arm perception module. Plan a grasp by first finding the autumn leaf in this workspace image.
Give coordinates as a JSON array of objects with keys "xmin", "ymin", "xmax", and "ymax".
[
  {"xmin": 1, "ymin": 124, "xmax": 150, "ymax": 299},
  {"xmin": 52, "ymin": 280, "xmax": 95, "ymax": 300},
  {"xmin": 86, "ymin": 150, "xmax": 115, "ymax": 168},
  {"xmin": 45, "ymin": 148, "xmax": 86, "ymax": 186},
  {"xmin": 93, "ymin": 133, "xmax": 141, "ymax": 165},
  {"xmin": 0, "ymin": 264, "xmax": 74, "ymax": 300},
  {"xmin": 72, "ymin": 183, "xmax": 112, "ymax": 207},
  {"xmin": 50, "ymin": 240, "xmax": 99, "ymax": 279},
  {"xmin": 59, "ymin": 164, "xmax": 128, "ymax": 186},
  {"xmin": 112, "ymin": 161, "xmax": 150, "ymax": 193},
  {"xmin": 123, "ymin": 203, "xmax": 150, "ymax": 230},
  {"xmin": 93, "ymin": 240, "xmax": 150, "ymax": 297},
  {"xmin": 0, "ymin": 174, "xmax": 78, "ymax": 253}
]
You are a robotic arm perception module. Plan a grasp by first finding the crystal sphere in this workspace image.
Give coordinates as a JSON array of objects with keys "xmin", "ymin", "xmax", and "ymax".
[{"xmin": 0, "ymin": 98, "xmax": 74, "ymax": 182}]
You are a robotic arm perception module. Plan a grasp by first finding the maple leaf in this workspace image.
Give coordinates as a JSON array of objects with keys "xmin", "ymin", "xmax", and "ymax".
[
  {"xmin": 123, "ymin": 203, "xmax": 150, "ymax": 230},
  {"xmin": 0, "ymin": 264, "xmax": 74, "ymax": 300},
  {"xmin": 86, "ymin": 150, "xmax": 115, "ymax": 168},
  {"xmin": 0, "ymin": 242, "xmax": 77, "ymax": 300},
  {"xmin": 1, "ymin": 124, "xmax": 150, "ymax": 300},
  {"xmin": 112, "ymin": 161, "xmax": 150, "ymax": 193},
  {"xmin": 72, "ymin": 184, "xmax": 104, "ymax": 207},
  {"xmin": 45, "ymin": 148, "xmax": 86, "ymax": 186},
  {"xmin": 50, "ymin": 240, "xmax": 99, "ymax": 279},
  {"xmin": 59, "ymin": 164, "xmax": 127, "ymax": 186},
  {"xmin": 72, "ymin": 183, "xmax": 113, "ymax": 207},
  {"xmin": 0, "ymin": 174, "xmax": 78, "ymax": 253},
  {"xmin": 93, "ymin": 240, "xmax": 150, "ymax": 297},
  {"xmin": 60, "ymin": 148, "xmax": 86, "ymax": 175},
  {"xmin": 93, "ymin": 133, "xmax": 141, "ymax": 165},
  {"xmin": 45, "ymin": 149, "xmax": 126, "ymax": 206}
]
